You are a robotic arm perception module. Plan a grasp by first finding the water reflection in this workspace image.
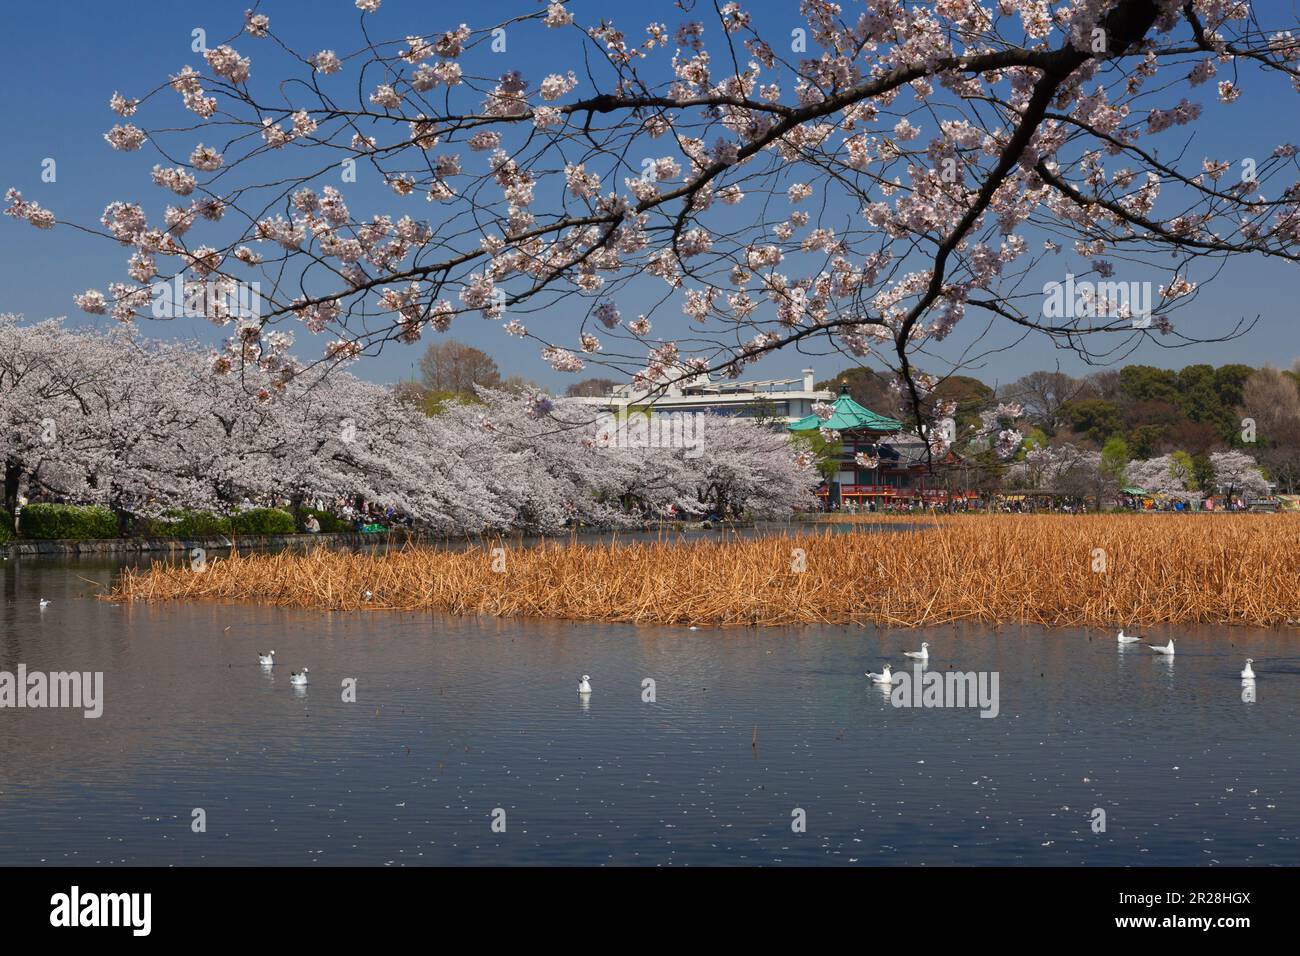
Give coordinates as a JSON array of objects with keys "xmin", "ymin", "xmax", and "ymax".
[{"xmin": 0, "ymin": 555, "xmax": 1296, "ymax": 866}]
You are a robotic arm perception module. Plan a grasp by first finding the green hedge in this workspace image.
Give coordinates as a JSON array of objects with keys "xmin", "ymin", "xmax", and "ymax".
[
  {"xmin": 20, "ymin": 504, "xmax": 118, "ymax": 540},
  {"xmin": 16, "ymin": 504, "xmax": 315, "ymax": 540},
  {"xmin": 230, "ymin": 508, "xmax": 296, "ymax": 535},
  {"xmin": 153, "ymin": 507, "xmax": 295, "ymax": 536},
  {"xmin": 139, "ymin": 510, "xmax": 233, "ymax": 537},
  {"xmin": 297, "ymin": 508, "xmax": 346, "ymax": 533},
  {"xmin": 168, "ymin": 510, "xmax": 232, "ymax": 536}
]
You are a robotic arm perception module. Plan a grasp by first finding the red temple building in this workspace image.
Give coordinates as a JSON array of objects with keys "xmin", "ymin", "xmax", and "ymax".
[{"xmin": 787, "ymin": 385, "xmax": 970, "ymax": 508}]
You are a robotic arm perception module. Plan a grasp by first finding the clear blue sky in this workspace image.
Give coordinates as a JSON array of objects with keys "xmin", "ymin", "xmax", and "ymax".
[{"xmin": 2, "ymin": 0, "xmax": 1296, "ymax": 393}]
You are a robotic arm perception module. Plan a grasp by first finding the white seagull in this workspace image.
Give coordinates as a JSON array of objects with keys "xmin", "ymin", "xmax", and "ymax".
[
  {"xmin": 258, "ymin": 650, "xmax": 276, "ymax": 666},
  {"xmin": 903, "ymin": 642, "xmax": 929, "ymax": 660},
  {"xmin": 866, "ymin": 665, "xmax": 894, "ymax": 685},
  {"xmin": 39, "ymin": 599, "xmax": 50, "ymax": 610},
  {"xmin": 578, "ymin": 675, "xmax": 592, "ymax": 694},
  {"xmin": 1149, "ymin": 639, "xmax": 1175, "ymax": 656},
  {"xmin": 289, "ymin": 668, "xmax": 309, "ymax": 686},
  {"xmin": 1117, "ymin": 629, "xmax": 1142, "ymax": 644},
  {"xmin": 1241, "ymin": 658, "xmax": 1255, "ymax": 680}
]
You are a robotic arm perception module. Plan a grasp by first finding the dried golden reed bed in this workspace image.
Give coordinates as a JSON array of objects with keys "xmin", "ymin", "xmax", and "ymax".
[{"xmin": 108, "ymin": 513, "xmax": 1300, "ymax": 629}]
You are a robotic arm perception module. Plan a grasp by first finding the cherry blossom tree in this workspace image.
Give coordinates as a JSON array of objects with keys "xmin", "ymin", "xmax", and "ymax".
[
  {"xmin": 1208, "ymin": 448, "xmax": 1268, "ymax": 498},
  {"xmin": 0, "ymin": 314, "xmax": 180, "ymax": 518},
  {"xmin": 436, "ymin": 388, "xmax": 638, "ymax": 532},
  {"xmin": 7, "ymin": 0, "xmax": 1299, "ymax": 444},
  {"xmin": 1126, "ymin": 452, "xmax": 1197, "ymax": 499},
  {"xmin": 440, "ymin": 388, "xmax": 818, "ymax": 529},
  {"xmin": 1007, "ymin": 440, "xmax": 1100, "ymax": 490},
  {"xmin": 674, "ymin": 412, "xmax": 820, "ymax": 516},
  {"xmin": 0, "ymin": 314, "xmax": 816, "ymax": 531},
  {"xmin": 3, "ymin": 318, "xmax": 242, "ymax": 519}
]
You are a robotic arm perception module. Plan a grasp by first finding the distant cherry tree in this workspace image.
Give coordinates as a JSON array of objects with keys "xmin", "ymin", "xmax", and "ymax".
[
  {"xmin": 0, "ymin": 314, "xmax": 814, "ymax": 529},
  {"xmin": 1208, "ymin": 449, "xmax": 1269, "ymax": 498}
]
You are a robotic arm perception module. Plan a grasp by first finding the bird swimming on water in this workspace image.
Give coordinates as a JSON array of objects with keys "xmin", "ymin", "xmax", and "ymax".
[
  {"xmin": 258, "ymin": 650, "xmax": 276, "ymax": 666},
  {"xmin": 866, "ymin": 665, "xmax": 894, "ymax": 685},
  {"xmin": 578, "ymin": 675, "xmax": 592, "ymax": 694},
  {"xmin": 1241, "ymin": 658, "xmax": 1255, "ymax": 680},
  {"xmin": 903, "ymin": 642, "xmax": 929, "ymax": 660},
  {"xmin": 1116, "ymin": 629, "xmax": 1142, "ymax": 644},
  {"xmin": 1149, "ymin": 639, "xmax": 1175, "ymax": 656},
  {"xmin": 290, "ymin": 668, "xmax": 310, "ymax": 686}
]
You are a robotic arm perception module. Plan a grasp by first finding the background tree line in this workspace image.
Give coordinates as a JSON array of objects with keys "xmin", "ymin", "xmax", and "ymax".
[
  {"xmin": 815, "ymin": 361, "xmax": 1300, "ymax": 495},
  {"xmin": 395, "ymin": 339, "xmax": 1299, "ymax": 498}
]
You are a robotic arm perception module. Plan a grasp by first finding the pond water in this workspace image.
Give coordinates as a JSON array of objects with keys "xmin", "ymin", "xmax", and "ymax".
[
  {"xmin": 179, "ymin": 517, "xmax": 929, "ymax": 552},
  {"xmin": 0, "ymin": 555, "xmax": 1295, "ymax": 866}
]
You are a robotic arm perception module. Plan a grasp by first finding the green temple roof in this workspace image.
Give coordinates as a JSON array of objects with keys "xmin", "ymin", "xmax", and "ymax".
[{"xmin": 788, "ymin": 386, "xmax": 903, "ymax": 434}]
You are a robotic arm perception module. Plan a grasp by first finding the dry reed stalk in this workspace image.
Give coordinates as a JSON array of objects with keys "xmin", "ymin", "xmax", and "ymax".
[{"xmin": 106, "ymin": 515, "xmax": 1300, "ymax": 629}]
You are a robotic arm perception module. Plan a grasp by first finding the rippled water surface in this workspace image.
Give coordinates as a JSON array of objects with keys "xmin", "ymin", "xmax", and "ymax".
[{"xmin": 1, "ymin": 555, "xmax": 1296, "ymax": 866}]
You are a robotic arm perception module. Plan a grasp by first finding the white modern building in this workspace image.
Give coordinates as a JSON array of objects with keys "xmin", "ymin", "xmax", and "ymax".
[{"xmin": 568, "ymin": 368, "xmax": 832, "ymax": 424}]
